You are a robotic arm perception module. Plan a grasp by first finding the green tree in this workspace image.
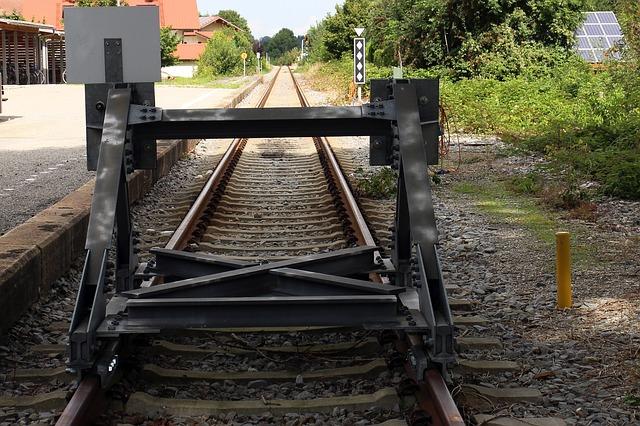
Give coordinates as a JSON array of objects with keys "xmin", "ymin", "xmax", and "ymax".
[
  {"xmin": 322, "ymin": 0, "xmax": 372, "ymax": 60},
  {"xmin": 266, "ymin": 28, "xmax": 298, "ymax": 60},
  {"xmin": 308, "ymin": 0, "xmax": 588, "ymax": 79},
  {"xmin": 217, "ymin": 9, "xmax": 253, "ymax": 40},
  {"xmin": 160, "ymin": 27, "xmax": 180, "ymax": 67},
  {"xmin": 274, "ymin": 48, "xmax": 300, "ymax": 65},
  {"xmin": 198, "ymin": 28, "xmax": 255, "ymax": 76},
  {"xmin": 305, "ymin": 21, "xmax": 330, "ymax": 62}
]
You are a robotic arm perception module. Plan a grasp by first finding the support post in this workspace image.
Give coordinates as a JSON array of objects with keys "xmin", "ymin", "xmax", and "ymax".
[
  {"xmin": 115, "ymin": 161, "xmax": 136, "ymax": 292},
  {"xmin": 13, "ymin": 31, "xmax": 18, "ymax": 85},
  {"xmin": 392, "ymin": 80, "xmax": 455, "ymax": 370},
  {"xmin": 69, "ymin": 88, "xmax": 132, "ymax": 371},
  {"xmin": 25, "ymin": 32, "xmax": 30, "ymax": 85},
  {"xmin": 556, "ymin": 232, "xmax": 572, "ymax": 308},
  {"xmin": 51, "ymin": 39, "xmax": 57, "ymax": 84},
  {"xmin": 42, "ymin": 38, "xmax": 49, "ymax": 84},
  {"xmin": 1, "ymin": 31, "xmax": 6, "ymax": 85}
]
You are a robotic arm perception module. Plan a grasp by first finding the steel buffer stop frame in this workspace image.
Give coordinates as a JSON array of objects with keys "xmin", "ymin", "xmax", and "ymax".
[{"xmin": 64, "ymin": 6, "xmax": 456, "ymax": 387}]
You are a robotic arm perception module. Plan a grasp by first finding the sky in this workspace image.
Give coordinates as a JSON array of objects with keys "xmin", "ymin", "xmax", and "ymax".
[{"xmin": 196, "ymin": 0, "xmax": 344, "ymax": 38}]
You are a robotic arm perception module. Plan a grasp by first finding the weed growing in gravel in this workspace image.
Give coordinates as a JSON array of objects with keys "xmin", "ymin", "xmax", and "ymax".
[
  {"xmin": 451, "ymin": 179, "xmax": 596, "ymax": 265},
  {"xmin": 353, "ymin": 167, "xmax": 398, "ymax": 199},
  {"xmin": 510, "ymin": 173, "xmax": 543, "ymax": 195},
  {"xmin": 623, "ymin": 394, "xmax": 640, "ymax": 407}
]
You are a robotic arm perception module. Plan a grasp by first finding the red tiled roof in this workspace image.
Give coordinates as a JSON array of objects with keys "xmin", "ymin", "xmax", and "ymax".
[
  {"xmin": 175, "ymin": 43, "xmax": 204, "ymax": 61},
  {"xmin": 198, "ymin": 15, "xmax": 242, "ymax": 32},
  {"xmin": 128, "ymin": 0, "xmax": 199, "ymax": 30},
  {"xmin": 0, "ymin": 0, "xmax": 200, "ymax": 31},
  {"xmin": 0, "ymin": 0, "xmax": 73, "ymax": 30},
  {"xmin": 194, "ymin": 30, "xmax": 213, "ymax": 39}
]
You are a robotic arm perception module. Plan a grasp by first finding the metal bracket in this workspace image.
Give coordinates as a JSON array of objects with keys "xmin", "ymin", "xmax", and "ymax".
[
  {"xmin": 104, "ymin": 39, "xmax": 123, "ymax": 83},
  {"xmin": 128, "ymin": 104, "xmax": 163, "ymax": 124},
  {"xmin": 362, "ymin": 99, "xmax": 396, "ymax": 120}
]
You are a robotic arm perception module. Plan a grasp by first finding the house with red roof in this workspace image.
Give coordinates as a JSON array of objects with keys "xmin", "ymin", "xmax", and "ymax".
[{"xmin": 0, "ymin": 0, "xmax": 243, "ymax": 67}]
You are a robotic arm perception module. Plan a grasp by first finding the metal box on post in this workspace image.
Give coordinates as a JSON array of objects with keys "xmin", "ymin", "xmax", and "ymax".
[
  {"xmin": 64, "ymin": 6, "xmax": 161, "ymax": 84},
  {"xmin": 64, "ymin": 6, "xmax": 161, "ymax": 170},
  {"xmin": 369, "ymin": 79, "xmax": 440, "ymax": 166}
]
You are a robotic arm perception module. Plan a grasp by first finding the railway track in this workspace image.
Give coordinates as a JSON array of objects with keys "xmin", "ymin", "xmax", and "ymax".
[
  {"xmin": 0, "ymin": 67, "xmax": 560, "ymax": 426},
  {"xmin": 46, "ymin": 67, "xmax": 461, "ymax": 425}
]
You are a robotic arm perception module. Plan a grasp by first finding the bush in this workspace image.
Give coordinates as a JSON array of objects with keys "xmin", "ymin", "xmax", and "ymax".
[{"xmin": 198, "ymin": 29, "xmax": 255, "ymax": 77}]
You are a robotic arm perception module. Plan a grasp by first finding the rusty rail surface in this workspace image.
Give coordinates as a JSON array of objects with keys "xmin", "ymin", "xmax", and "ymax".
[
  {"xmin": 55, "ymin": 376, "xmax": 104, "ymax": 426},
  {"xmin": 287, "ymin": 66, "xmax": 462, "ymax": 426},
  {"xmin": 164, "ymin": 66, "xmax": 282, "ymax": 252}
]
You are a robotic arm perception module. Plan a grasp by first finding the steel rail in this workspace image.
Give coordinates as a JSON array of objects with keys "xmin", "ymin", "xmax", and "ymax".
[
  {"xmin": 55, "ymin": 376, "xmax": 104, "ymax": 426},
  {"xmin": 286, "ymin": 66, "xmax": 385, "ymax": 284},
  {"xmin": 288, "ymin": 66, "xmax": 463, "ymax": 426},
  {"xmin": 164, "ymin": 66, "xmax": 282, "ymax": 252}
]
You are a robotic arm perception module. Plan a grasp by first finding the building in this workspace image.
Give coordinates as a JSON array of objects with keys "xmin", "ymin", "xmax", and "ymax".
[
  {"xmin": 176, "ymin": 15, "xmax": 242, "ymax": 64},
  {"xmin": 0, "ymin": 0, "xmax": 243, "ymax": 83},
  {"xmin": 0, "ymin": 17, "xmax": 65, "ymax": 85}
]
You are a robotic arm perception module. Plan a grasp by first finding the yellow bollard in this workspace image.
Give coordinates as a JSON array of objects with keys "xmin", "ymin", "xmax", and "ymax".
[{"xmin": 556, "ymin": 231, "xmax": 572, "ymax": 308}]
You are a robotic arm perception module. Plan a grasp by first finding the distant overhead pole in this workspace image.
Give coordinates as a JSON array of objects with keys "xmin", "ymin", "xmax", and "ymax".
[{"xmin": 353, "ymin": 28, "xmax": 365, "ymax": 103}]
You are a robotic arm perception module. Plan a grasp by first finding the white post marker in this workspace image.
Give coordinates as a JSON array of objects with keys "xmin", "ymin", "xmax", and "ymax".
[
  {"xmin": 257, "ymin": 51, "xmax": 261, "ymax": 73},
  {"xmin": 241, "ymin": 51, "xmax": 247, "ymax": 77},
  {"xmin": 353, "ymin": 28, "xmax": 365, "ymax": 103}
]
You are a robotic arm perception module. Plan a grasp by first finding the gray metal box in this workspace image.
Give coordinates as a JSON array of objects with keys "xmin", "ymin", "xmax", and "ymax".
[{"xmin": 64, "ymin": 6, "xmax": 161, "ymax": 84}]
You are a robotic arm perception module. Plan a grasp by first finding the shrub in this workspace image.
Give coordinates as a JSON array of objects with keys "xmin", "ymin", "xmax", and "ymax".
[{"xmin": 198, "ymin": 29, "xmax": 255, "ymax": 77}]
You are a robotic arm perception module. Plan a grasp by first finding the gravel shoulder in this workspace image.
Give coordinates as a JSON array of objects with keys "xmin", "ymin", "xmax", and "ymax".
[{"xmin": 295, "ymin": 69, "xmax": 640, "ymax": 425}]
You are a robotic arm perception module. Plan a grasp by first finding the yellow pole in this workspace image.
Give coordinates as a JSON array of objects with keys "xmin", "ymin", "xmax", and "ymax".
[{"xmin": 556, "ymin": 232, "xmax": 572, "ymax": 308}]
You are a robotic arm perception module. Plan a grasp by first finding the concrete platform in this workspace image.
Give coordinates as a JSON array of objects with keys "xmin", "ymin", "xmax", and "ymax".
[
  {"xmin": 0, "ymin": 76, "xmax": 264, "ymax": 334},
  {"xmin": 0, "ymin": 83, "xmax": 250, "ymax": 235}
]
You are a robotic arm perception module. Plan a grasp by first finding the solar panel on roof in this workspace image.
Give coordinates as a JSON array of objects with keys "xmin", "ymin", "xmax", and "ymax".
[{"xmin": 575, "ymin": 11, "xmax": 624, "ymax": 63}]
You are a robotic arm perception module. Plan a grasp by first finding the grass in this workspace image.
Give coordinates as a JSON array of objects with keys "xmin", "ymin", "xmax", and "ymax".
[
  {"xmin": 451, "ymin": 179, "xmax": 596, "ymax": 265},
  {"xmin": 157, "ymin": 75, "xmax": 246, "ymax": 89},
  {"xmin": 301, "ymin": 57, "xmax": 640, "ymax": 200}
]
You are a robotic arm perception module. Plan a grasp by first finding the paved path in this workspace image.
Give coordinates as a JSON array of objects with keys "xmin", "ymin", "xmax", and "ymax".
[{"xmin": 0, "ymin": 83, "xmax": 247, "ymax": 235}]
